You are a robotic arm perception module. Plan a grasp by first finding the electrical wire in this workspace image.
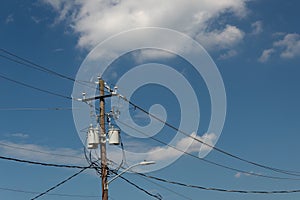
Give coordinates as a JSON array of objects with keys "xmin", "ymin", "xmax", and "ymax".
[
  {"xmin": 0, "ymin": 142, "xmax": 84, "ymax": 160},
  {"xmin": 116, "ymin": 119, "xmax": 300, "ymax": 181},
  {"xmin": 119, "ymin": 96, "xmax": 300, "ymax": 177},
  {"xmin": 30, "ymin": 164, "xmax": 92, "ymax": 200},
  {"xmin": 0, "ymin": 73, "xmax": 72, "ymax": 100},
  {"xmin": 109, "ymin": 169, "xmax": 162, "ymax": 200},
  {"xmin": 0, "ymin": 48, "xmax": 96, "ymax": 89},
  {"xmin": 135, "ymin": 172, "xmax": 300, "ymax": 194},
  {"xmin": 0, "ymin": 107, "xmax": 76, "ymax": 111},
  {"xmin": 108, "ymin": 159, "xmax": 193, "ymax": 200},
  {"xmin": 0, "ymin": 186, "xmax": 99, "ymax": 198},
  {"xmin": 0, "ymin": 155, "xmax": 92, "ymax": 169},
  {"xmin": 84, "ymin": 149, "xmax": 162, "ymax": 200}
]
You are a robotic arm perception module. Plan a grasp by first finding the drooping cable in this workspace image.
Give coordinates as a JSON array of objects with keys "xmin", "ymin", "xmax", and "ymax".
[
  {"xmin": 108, "ymin": 159, "xmax": 193, "ymax": 200},
  {"xmin": 116, "ymin": 119, "xmax": 300, "ymax": 181},
  {"xmin": 136, "ymin": 172, "xmax": 300, "ymax": 194},
  {"xmin": 109, "ymin": 169, "xmax": 162, "ymax": 200},
  {"xmin": 0, "ymin": 107, "xmax": 76, "ymax": 111},
  {"xmin": 0, "ymin": 142, "xmax": 84, "ymax": 160},
  {"xmin": 30, "ymin": 164, "xmax": 92, "ymax": 200},
  {"xmin": 0, "ymin": 48, "xmax": 96, "ymax": 89},
  {"xmin": 0, "ymin": 73, "xmax": 72, "ymax": 100},
  {"xmin": 0, "ymin": 155, "xmax": 92, "ymax": 169},
  {"xmin": 119, "ymin": 96, "xmax": 300, "ymax": 177},
  {"xmin": 0, "ymin": 186, "xmax": 99, "ymax": 198}
]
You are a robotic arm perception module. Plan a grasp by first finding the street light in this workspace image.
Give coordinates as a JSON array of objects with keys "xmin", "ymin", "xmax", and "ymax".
[{"xmin": 107, "ymin": 161, "xmax": 155, "ymax": 186}]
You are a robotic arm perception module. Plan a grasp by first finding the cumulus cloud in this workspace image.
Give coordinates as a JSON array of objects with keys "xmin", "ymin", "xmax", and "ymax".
[
  {"xmin": 41, "ymin": 0, "xmax": 247, "ymax": 52},
  {"xmin": 274, "ymin": 33, "xmax": 300, "ymax": 58},
  {"xmin": 259, "ymin": 33, "xmax": 300, "ymax": 62}
]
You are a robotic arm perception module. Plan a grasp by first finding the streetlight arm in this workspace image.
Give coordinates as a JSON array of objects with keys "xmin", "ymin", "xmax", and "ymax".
[{"xmin": 107, "ymin": 161, "xmax": 155, "ymax": 185}]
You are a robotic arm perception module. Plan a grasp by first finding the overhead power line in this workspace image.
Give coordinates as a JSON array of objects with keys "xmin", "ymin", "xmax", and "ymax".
[
  {"xmin": 135, "ymin": 171, "xmax": 300, "ymax": 194},
  {"xmin": 0, "ymin": 48, "xmax": 75, "ymax": 82},
  {"xmin": 108, "ymin": 160, "xmax": 193, "ymax": 200},
  {"xmin": 116, "ymin": 119, "xmax": 300, "ymax": 181},
  {"xmin": 30, "ymin": 165, "xmax": 92, "ymax": 200},
  {"xmin": 119, "ymin": 96, "xmax": 300, "ymax": 177},
  {"xmin": 0, "ymin": 186, "xmax": 99, "ymax": 198},
  {"xmin": 109, "ymin": 169, "xmax": 162, "ymax": 200},
  {"xmin": 85, "ymin": 153, "xmax": 162, "ymax": 200},
  {"xmin": 0, "ymin": 142, "xmax": 84, "ymax": 160},
  {"xmin": 0, "ymin": 107, "xmax": 76, "ymax": 111},
  {"xmin": 0, "ymin": 48, "xmax": 96, "ymax": 89},
  {"xmin": 0, "ymin": 73, "xmax": 72, "ymax": 100},
  {"xmin": 0, "ymin": 155, "xmax": 92, "ymax": 169}
]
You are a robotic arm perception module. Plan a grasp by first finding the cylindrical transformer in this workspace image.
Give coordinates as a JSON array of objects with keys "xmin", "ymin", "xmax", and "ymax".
[{"xmin": 108, "ymin": 127, "xmax": 120, "ymax": 145}]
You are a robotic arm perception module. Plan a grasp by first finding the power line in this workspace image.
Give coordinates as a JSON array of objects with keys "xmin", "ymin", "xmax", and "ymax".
[
  {"xmin": 0, "ymin": 107, "xmax": 76, "ymax": 111},
  {"xmin": 85, "ymin": 153, "xmax": 162, "ymax": 200},
  {"xmin": 135, "ymin": 172, "xmax": 300, "ymax": 194},
  {"xmin": 119, "ymin": 96, "xmax": 300, "ymax": 177},
  {"xmin": 0, "ymin": 186, "xmax": 99, "ymax": 198},
  {"xmin": 0, "ymin": 48, "xmax": 75, "ymax": 82},
  {"xmin": 0, "ymin": 155, "xmax": 92, "ymax": 169},
  {"xmin": 30, "ymin": 165, "xmax": 92, "ymax": 200},
  {"xmin": 108, "ymin": 160, "xmax": 193, "ymax": 200},
  {"xmin": 0, "ymin": 48, "xmax": 96, "ymax": 89},
  {"xmin": 116, "ymin": 119, "xmax": 300, "ymax": 181},
  {"xmin": 0, "ymin": 73, "xmax": 72, "ymax": 100},
  {"xmin": 0, "ymin": 142, "xmax": 84, "ymax": 160},
  {"xmin": 109, "ymin": 169, "xmax": 162, "ymax": 200}
]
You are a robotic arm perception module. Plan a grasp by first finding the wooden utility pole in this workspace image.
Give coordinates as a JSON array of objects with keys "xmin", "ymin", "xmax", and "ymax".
[{"xmin": 99, "ymin": 78, "xmax": 108, "ymax": 200}]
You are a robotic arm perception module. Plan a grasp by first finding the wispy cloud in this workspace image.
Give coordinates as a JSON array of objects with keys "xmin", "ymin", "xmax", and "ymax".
[
  {"xmin": 219, "ymin": 50, "xmax": 238, "ymax": 60},
  {"xmin": 6, "ymin": 133, "xmax": 29, "ymax": 139},
  {"xmin": 0, "ymin": 140, "xmax": 86, "ymax": 166},
  {"xmin": 273, "ymin": 33, "xmax": 300, "ymax": 58},
  {"xmin": 234, "ymin": 171, "xmax": 256, "ymax": 178},
  {"xmin": 5, "ymin": 14, "xmax": 14, "ymax": 24},
  {"xmin": 53, "ymin": 48, "xmax": 64, "ymax": 52},
  {"xmin": 259, "ymin": 33, "xmax": 300, "ymax": 62},
  {"xmin": 258, "ymin": 48, "xmax": 275, "ymax": 63},
  {"xmin": 31, "ymin": 16, "xmax": 42, "ymax": 24},
  {"xmin": 251, "ymin": 21, "xmax": 263, "ymax": 35}
]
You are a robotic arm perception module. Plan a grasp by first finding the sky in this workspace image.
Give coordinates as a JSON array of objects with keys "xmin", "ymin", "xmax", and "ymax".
[{"xmin": 1, "ymin": 0, "xmax": 300, "ymax": 199}]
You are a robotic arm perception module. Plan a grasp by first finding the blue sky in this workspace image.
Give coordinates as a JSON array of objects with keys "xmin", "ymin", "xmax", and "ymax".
[{"xmin": 1, "ymin": 0, "xmax": 300, "ymax": 199}]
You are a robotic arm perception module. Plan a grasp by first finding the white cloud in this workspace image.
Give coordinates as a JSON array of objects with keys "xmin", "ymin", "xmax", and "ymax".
[
  {"xmin": 196, "ymin": 25, "xmax": 245, "ymax": 50},
  {"xmin": 273, "ymin": 33, "xmax": 300, "ymax": 58},
  {"xmin": 41, "ymin": 0, "xmax": 247, "ymax": 52},
  {"xmin": 145, "ymin": 132, "xmax": 217, "ymax": 161},
  {"xmin": 251, "ymin": 20, "xmax": 263, "ymax": 35},
  {"xmin": 132, "ymin": 49, "xmax": 175, "ymax": 64},
  {"xmin": 259, "ymin": 33, "xmax": 300, "ymax": 62},
  {"xmin": 258, "ymin": 48, "xmax": 275, "ymax": 63}
]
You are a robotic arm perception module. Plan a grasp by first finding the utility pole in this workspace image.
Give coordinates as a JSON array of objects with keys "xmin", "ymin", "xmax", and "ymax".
[{"xmin": 99, "ymin": 78, "xmax": 108, "ymax": 200}]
